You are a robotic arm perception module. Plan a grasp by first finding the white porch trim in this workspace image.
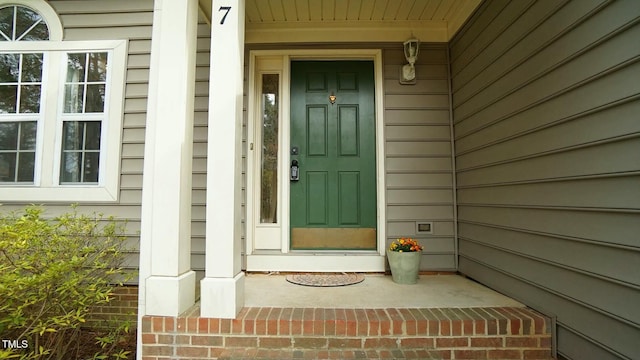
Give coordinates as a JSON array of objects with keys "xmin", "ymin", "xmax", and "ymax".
[
  {"xmin": 200, "ymin": 0, "xmax": 246, "ymax": 319},
  {"xmin": 138, "ymin": 0, "xmax": 198, "ymax": 319},
  {"xmin": 247, "ymin": 253, "xmax": 386, "ymax": 272}
]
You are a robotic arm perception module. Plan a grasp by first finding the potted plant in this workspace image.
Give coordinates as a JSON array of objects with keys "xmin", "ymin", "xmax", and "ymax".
[{"xmin": 387, "ymin": 237, "xmax": 423, "ymax": 284}]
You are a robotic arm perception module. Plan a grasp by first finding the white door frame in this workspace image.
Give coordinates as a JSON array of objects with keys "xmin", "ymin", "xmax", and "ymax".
[{"xmin": 246, "ymin": 49, "xmax": 386, "ymax": 272}]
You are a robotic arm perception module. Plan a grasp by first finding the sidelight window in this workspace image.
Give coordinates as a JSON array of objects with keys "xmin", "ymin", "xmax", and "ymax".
[{"xmin": 260, "ymin": 74, "xmax": 280, "ymax": 223}]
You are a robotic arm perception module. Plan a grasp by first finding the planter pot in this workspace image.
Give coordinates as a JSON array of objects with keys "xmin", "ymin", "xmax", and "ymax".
[{"xmin": 386, "ymin": 250, "xmax": 421, "ymax": 284}]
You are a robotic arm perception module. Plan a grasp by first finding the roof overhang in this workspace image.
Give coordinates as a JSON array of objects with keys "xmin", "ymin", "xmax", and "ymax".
[{"xmin": 198, "ymin": 0, "xmax": 481, "ymax": 43}]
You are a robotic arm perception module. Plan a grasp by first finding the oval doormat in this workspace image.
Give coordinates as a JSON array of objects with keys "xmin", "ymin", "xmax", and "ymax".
[{"xmin": 286, "ymin": 273, "xmax": 365, "ymax": 287}]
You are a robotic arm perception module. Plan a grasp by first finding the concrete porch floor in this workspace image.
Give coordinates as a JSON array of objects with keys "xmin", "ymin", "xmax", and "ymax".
[
  {"xmin": 143, "ymin": 274, "xmax": 553, "ymax": 359},
  {"xmin": 244, "ymin": 273, "xmax": 524, "ymax": 308}
]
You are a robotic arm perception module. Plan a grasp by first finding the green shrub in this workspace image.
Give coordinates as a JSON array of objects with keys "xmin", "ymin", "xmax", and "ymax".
[{"xmin": 0, "ymin": 206, "xmax": 132, "ymax": 360}]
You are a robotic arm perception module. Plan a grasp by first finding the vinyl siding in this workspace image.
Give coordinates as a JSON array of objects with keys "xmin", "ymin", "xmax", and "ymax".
[
  {"xmin": 383, "ymin": 46, "xmax": 456, "ymax": 270},
  {"xmin": 189, "ymin": 23, "xmax": 210, "ymax": 275},
  {"xmin": 450, "ymin": 1, "xmax": 640, "ymax": 360}
]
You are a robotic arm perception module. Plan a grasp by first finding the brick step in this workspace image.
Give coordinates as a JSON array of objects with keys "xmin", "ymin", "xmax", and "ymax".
[
  {"xmin": 212, "ymin": 348, "xmax": 552, "ymax": 360},
  {"xmin": 141, "ymin": 306, "xmax": 553, "ymax": 360},
  {"xmin": 213, "ymin": 348, "xmax": 493, "ymax": 359}
]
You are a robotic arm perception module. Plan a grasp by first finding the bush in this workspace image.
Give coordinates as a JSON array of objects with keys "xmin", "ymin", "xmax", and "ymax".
[{"xmin": 0, "ymin": 206, "xmax": 133, "ymax": 360}]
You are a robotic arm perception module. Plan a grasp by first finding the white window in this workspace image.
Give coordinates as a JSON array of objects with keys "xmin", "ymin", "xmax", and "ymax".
[{"xmin": 0, "ymin": 1, "xmax": 125, "ymax": 202}]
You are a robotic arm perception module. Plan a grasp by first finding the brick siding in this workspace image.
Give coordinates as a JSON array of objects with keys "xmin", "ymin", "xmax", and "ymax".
[
  {"xmin": 141, "ymin": 306, "xmax": 552, "ymax": 359},
  {"xmin": 86, "ymin": 285, "xmax": 139, "ymax": 329}
]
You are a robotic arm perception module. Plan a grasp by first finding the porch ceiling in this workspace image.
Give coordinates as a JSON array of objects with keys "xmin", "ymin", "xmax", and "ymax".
[{"xmin": 198, "ymin": 0, "xmax": 482, "ymax": 43}]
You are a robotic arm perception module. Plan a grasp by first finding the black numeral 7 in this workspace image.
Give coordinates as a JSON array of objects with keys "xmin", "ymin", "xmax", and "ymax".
[{"xmin": 219, "ymin": 6, "xmax": 231, "ymax": 25}]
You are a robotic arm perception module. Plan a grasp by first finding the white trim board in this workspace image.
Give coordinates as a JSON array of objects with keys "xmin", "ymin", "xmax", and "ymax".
[{"xmin": 247, "ymin": 253, "xmax": 386, "ymax": 273}]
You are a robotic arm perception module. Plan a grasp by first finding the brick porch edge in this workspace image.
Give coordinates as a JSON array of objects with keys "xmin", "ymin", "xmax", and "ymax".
[{"xmin": 141, "ymin": 306, "xmax": 552, "ymax": 359}]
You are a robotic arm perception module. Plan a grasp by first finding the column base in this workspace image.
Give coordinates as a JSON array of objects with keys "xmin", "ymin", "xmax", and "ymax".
[
  {"xmin": 200, "ymin": 272, "xmax": 245, "ymax": 318},
  {"xmin": 145, "ymin": 270, "xmax": 196, "ymax": 316}
]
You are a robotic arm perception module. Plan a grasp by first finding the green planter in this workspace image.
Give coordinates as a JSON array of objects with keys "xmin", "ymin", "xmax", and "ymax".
[{"xmin": 386, "ymin": 250, "xmax": 422, "ymax": 284}]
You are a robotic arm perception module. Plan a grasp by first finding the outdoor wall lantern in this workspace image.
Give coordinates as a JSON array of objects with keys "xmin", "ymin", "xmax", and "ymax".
[{"xmin": 400, "ymin": 38, "xmax": 420, "ymax": 84}]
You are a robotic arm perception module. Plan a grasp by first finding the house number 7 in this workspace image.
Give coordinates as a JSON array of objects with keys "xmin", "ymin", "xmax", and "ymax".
[{"xmin": 218, "ymin": 6, "xmax": 232, "ymax": 24}]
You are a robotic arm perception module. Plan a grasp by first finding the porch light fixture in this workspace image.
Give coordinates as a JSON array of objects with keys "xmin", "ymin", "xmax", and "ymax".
[{"xmin": 400, "ymin": 38, "xmax": 420, "ymax": 84}]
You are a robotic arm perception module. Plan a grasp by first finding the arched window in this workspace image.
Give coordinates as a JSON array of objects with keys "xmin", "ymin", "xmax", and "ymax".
[
  {"xmin": 0, "ymin": 5, "xmax": 50, "ymax": 41},
  {"xmin": 0, "ymin": 0, "xmax": 126, "ymax": 202},
  {"xmin": 0, "ymin": 1, "xmax": 62, "ymax": 41}
]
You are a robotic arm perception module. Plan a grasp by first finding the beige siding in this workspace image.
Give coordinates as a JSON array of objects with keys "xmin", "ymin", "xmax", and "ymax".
[
  {"xmin": 383, "ymin": 46, "xmax": 456, "ymax": 271},
  {"xmin": 190, "ymin": 22, "xmax": 210, "ymax": 279},
  {"xmin": 450, "ymin": 1, "xmax": 640, "ymax": 359}
]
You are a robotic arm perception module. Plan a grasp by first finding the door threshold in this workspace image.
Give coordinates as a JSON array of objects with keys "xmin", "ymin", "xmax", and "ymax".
[
  {"xmin": 256, "ymin": 250, "xmax": 380, "ymax": 255},
  {"xmin": 246, "ymin": 252, "xmax": 385, "ymax": 272}
]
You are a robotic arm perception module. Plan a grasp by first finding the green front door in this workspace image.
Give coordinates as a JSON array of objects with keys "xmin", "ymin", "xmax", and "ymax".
[{"xmin": 290, "ymin": 61, "xmax": 377, "ymax": 250}]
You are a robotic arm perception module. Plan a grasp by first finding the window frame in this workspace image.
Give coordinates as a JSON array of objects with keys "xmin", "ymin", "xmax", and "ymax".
[{"xmin": 0, "ymin": 40, "xmax": 127, "ymax": 202}]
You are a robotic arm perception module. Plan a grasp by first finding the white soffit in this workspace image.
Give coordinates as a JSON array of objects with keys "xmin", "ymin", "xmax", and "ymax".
[{"xmin": 199, "ymin": 0, "xmax": 482, "ymax": 43}]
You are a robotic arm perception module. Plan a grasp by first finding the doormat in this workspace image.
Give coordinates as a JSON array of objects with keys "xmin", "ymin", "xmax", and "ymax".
[{"xmin": 286, "ymin": 273, "xmax": 365, "ymax": 287}]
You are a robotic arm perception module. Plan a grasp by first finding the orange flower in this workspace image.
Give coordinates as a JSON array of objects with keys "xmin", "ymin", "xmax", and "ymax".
[{"xmin": 389, "ymin": 237, "xmax": 423, "ymax": 252}]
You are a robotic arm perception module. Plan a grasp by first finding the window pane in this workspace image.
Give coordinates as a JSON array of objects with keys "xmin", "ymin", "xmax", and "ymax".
[
  {"xmin": 1, "ymin": 54, "xmax": 42, "ymax": 114},
  {"xmin": 21, "ymin": 53, "xmax": 43, "ymax": 82},
  {"xmin": 85, "ymin": 84, "xmax": 105, "ymax": 112},
  {"xmin": 0, "ymin": 53, "xmax": 19, "ymax": 82},
  {"xmin": 16, "ymin": 151, "xmax": 34, "ymax": 182},
  {"xmin": 260, "ymin": 74, "xmax": 279, "ymax": 224},
  {"xmin": 60, "ymin": 121, "xmax": 101, "ymax": 183},
  {"xmin": 0, "ymin": 5, "xmax": 48, "ymax": 42},
  {"xmin": 60, "ymin": 152, "xmax": 81, "ymax": 183},
  {"xmin": 19, "ymin": 84, "xmax": 41, "ymax": 113},
  {"xmin": 65, "ymin": 52, "xmax": 108, "ymax": 114},
  {"xmin": 64, "ymin": 84, "xmax": 84, "ymax": 113},
  {"xmin": 0, "ymin": 122, "xmax": 18, "ymax": 150},
  {"xmin": 0, "ymin": 122, "xmax": 36, "ymax": 183},
  {"xmin": 84, "ymin": 122, "xmax": 101, "ymax": 150},
  {"xmin": 21, "ymin": 21, "xmax": 48, "ymax": 41},
  {"xmin": 62, "ymin": 121, "xmax": 83, "ymax": 150},
  {"xmin": 66, "ymin": 53, "xmax": 86, "ymax": 82},
  {"xmin": 15, "ymin": 6, "xmax": 47, "ymax": 41},
  {"xmin": 0, "ymin": 85, "xmax": 17, "ymax": 113},
  {"xmin": 19, "ymin": 121, "xmax": 36, "ymax": 150},
  {"xmin": 87, "ymin": 52, "xmax": 108, "ymax": 82},
  {"xmin": 0, "ymin": 7, "xmax": 14, "ymax": 41},
  {"xmin": 0, "ymin": 153, "xmax": 16, "ymax": 181},
  {"xmin": 83, "ymin": 152, "xmax": 99, "ymax": 182}
]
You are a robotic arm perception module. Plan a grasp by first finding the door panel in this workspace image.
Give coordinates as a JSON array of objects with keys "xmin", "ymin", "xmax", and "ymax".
[
  {"xmin": 306, "ymin": 171, "xmax": 328, "ymax": 225},
  {"xmin": 338, "ymin": 172, "xmax": 360, "ymax": 225},
  {"xmin": 290, "ymin": 61, "xmax": 376, "ymax": 250},
  {"xmin": 338, "ymin": 106, "xmax": 359, "ymax": 156},
  {"xmin": 307, "ymin": 106, "xmax": 328, "ymax": 156}
]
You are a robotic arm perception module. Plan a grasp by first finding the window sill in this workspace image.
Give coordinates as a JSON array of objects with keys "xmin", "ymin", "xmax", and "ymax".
[{"xmin": 0, "ymin": 186, "xmax": 118, "ymax": 203}]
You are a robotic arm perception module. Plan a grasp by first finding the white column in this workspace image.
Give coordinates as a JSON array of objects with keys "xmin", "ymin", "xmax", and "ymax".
[
  {"xmin": 138, "ymin": 0, "xmax": 198, "ymax": 317},
  {"xmin": 200, "ymin": 0, "xmax": 246, "ymax": 318}
]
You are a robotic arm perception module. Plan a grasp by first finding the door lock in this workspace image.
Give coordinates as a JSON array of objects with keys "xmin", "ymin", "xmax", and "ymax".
[{"xmin": 290, "ymin": 159, "xmax": 299, "ymax": 181}]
